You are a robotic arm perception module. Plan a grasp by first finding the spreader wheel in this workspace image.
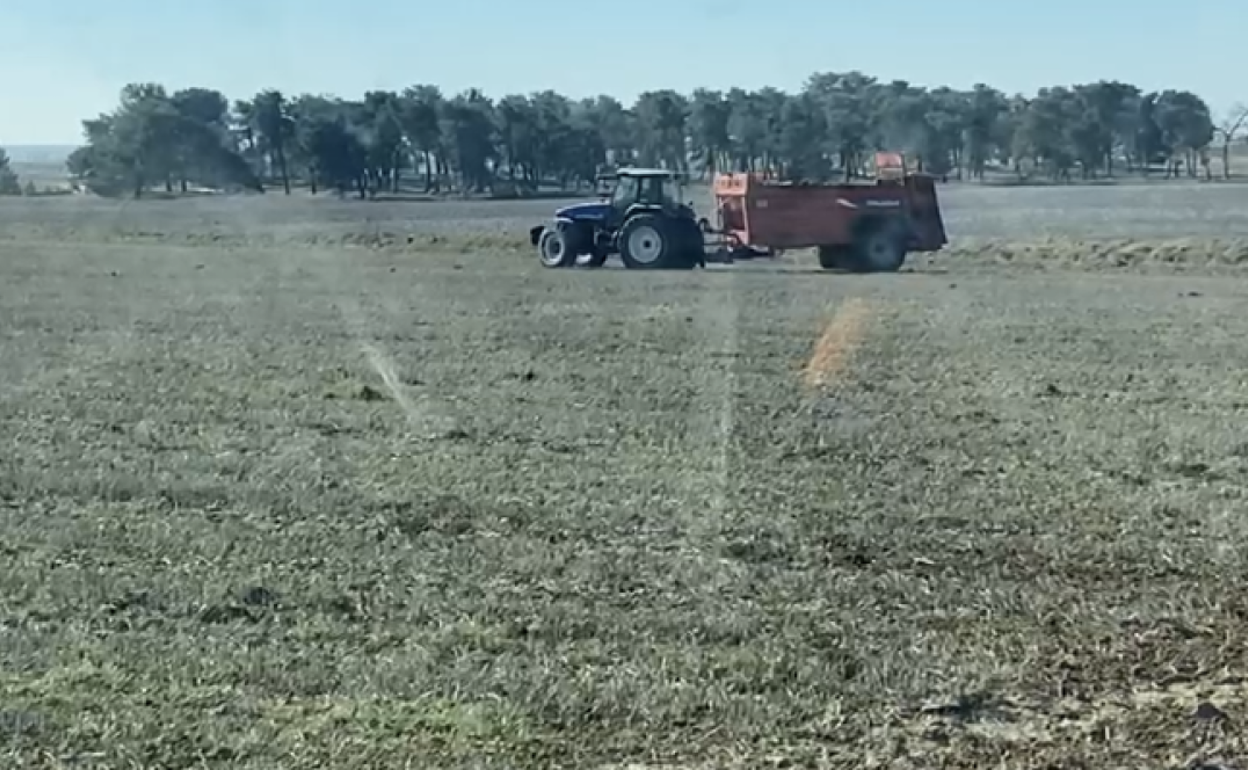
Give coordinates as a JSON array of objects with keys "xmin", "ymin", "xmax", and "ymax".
[{"xmin": 849, "ymin": 222, "xmax": 908, "ymax": 273}]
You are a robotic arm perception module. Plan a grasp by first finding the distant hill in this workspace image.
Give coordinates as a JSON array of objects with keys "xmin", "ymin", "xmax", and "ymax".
[{"xmin": 3, "ymin": 145, "xmax": 78, "ymax": 164}]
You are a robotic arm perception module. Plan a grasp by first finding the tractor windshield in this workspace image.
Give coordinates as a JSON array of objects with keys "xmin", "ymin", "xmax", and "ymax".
[
  {"xmin": 612, "ymin": 174, "xmax": 682, "ymax": 209},
  {"xmin": 644, "ymin": 175, "xmax": 682, "ymax": 207},
  {"xmin": 610, "ymin": 176, "xmax": 640, "ymax": 208}
]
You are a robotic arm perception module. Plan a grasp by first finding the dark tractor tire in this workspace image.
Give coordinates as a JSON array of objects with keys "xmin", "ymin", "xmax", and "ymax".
[
  {"xmin": 848, "ymin": 220, "xmax": 908, "ymax": 273},
  {"xmin": 538, "ymin": 223, "xmax": 590, "ymax": 269},
  {"xmin": 672, "ymin": 217, "xmax": 707, "ymax": 268},
  {"xmin": 817, "ymin": 245, "xmax": 852, "ymax": 270},
  {"xmin": 619, "ymin": 214, "xmax": 678, "ymax": 270}
]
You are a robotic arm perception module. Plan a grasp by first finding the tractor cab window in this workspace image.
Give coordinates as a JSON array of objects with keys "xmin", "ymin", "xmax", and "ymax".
[
  {"xmin": 611, "ymin": 176, "xmax": 641, "ymax": 208},
  {"xmin": 611, "ymin": 174, "xmax": 680, "ymax": 208},
  {"xmin": 643, "ymin": 175, "xmax": 673, "ymax": 205},
  {"xmin": 638, "ymin": 176, "xmax": 678, "ymax": 207}
]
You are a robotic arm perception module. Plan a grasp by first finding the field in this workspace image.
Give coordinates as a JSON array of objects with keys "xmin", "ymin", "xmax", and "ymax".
[{"xmin": 4, "ymin": 183, "xmax": 1248, "ymax": 769}]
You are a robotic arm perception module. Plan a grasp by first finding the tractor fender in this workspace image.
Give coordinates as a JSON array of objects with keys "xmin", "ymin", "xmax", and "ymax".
[{"xmin": 530, "ymin": 217, "xmax": 577, "ymax": 247}]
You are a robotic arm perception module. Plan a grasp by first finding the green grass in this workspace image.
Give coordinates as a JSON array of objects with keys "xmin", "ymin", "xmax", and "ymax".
[{"xmin": 3, "ymin": 196, "xmax": 1248, "ymax": 768}]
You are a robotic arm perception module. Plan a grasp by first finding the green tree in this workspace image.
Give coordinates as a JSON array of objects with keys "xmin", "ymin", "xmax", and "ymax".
[
  {"xmin": 688, "ymin": 89, "xmax": 731, "ymax": 178},
  {"xmin": 1153, "ymin": 90, "xmax": 1215, "ymax": 178},
  {"xmin": 580, "ymin": 95, "xmax": 634, "ymax": 168},
  {"xmin": 1133, "ymin": 93, "xmax": 1165, "ymax": 174},
  {"xmin": 1071, "ymin": 81, "xmax": 1140, "ymax": 176},
  {"xmin": 725, "ymin": 88, "xmax": 767, "ymax": 172},
  {"xmin": 530, "ymin": 90, "xmax": 574, "ymax": 185},
  {"xmin": 68, "ymin": 84, "xmax": 182, "ymax": 197},
  {"xmin": 495, "ymin": 94, "xmax": 537, "ymax": 185},
  {"xmin": 302, "ymin": 113, "xmax": 368, "ymax": 197},
  {"xmin": 774, "ymin": 94, "xmax": 827, "ymax": 180},
  {"xmin": 1012, "ymin": 88, "xmax": 1078, "ymax": 181},
  {"xmin": 964, "ymin": 84, "xmax": 1008, "ymax": 180},
  {"xmin": 399, "ymin": 85, "xmax": 445, "ymax": 192},
  {"xmin": 633, "ymin": 90, "xmax": 688, "ymax": 171},
  {"xmin": 564, "ymin": 102, "xmax": 608, "ymax": 188},
  {"xmin": 0, "ymin": 148, "xmax": 21, "ymax": 195},
  {"xmin": 439, "ymin": 89, "xmax": 496, "ymax": 193},
  {"xmin": 69, "ymin": 84, "xmax": 256, "ymax": 198},
  {"xmin": 358, "ymin": 90, "xmax": 406, "ymax": 195},
  {"xmin": 288, "ymin": 94, "xmax": 343, "ymax": 194},
  {"xmin": 805, "ymin": 71, "xmax": 877, "ymax": 180},
  {"xmin": 250, "ymin": 90, "xmax": 294, "ymax": 193}
]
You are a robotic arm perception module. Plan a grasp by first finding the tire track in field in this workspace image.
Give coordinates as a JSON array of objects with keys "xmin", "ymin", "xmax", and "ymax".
[
  {"xmin": 679, "ymin": 271, "xmax": 739, "ymax": 529},
  {"xmin": 803, "ymin": 297, "xmax": 872, "ymax": 389}
]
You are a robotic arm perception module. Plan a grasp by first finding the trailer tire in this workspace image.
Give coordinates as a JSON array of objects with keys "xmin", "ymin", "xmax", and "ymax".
[{"xmin": 849, "ymin": 220, "xmax": 908, "ymax": 273}]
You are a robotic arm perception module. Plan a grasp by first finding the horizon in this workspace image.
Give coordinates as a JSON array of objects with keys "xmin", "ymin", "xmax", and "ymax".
[{"xmin": 2, "ymin": 0, "xmax": 1245, "ymax": 146}]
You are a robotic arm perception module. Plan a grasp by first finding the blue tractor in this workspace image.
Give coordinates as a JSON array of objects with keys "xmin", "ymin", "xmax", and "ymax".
[{"xmin": 528, "ymin": 168, "xmax": 707, "ymax": 270}]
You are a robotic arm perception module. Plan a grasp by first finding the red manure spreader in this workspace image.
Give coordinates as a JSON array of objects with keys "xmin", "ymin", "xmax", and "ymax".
[{"xmin": 710, "ymin": 152, "xmax": 948, "ymax": 271}]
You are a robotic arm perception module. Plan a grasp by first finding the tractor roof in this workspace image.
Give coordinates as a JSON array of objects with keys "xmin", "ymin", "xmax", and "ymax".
[{"xmin": 615, "ymin": 167, "xmax": 678, "ymax": 178}]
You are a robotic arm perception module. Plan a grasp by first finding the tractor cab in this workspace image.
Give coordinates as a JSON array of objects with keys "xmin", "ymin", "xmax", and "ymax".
[{"xmin": 608, "ymin": 168, "xmax": 687, "ymax": 214}]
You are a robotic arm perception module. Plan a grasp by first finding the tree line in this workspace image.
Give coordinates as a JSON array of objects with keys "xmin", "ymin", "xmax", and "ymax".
[{"xmin": 61, "ymin": 73, "xmax": 1248, "ymax": 199}]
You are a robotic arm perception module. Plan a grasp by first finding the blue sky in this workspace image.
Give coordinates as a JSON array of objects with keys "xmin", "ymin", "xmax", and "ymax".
[{"xmin": 0, "ymin": 0, "xmax": 1242, "ymax": 145}]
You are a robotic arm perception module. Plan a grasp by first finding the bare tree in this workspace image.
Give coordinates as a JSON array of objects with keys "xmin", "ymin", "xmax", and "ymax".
[{"xmin": 1215, "ymin": 104, "xmax": 1248, "ymax": 179}]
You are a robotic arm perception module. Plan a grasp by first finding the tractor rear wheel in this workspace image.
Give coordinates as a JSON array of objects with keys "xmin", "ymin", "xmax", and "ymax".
[
  {"xmin": 619, "ymin": 214, "xmax": 677, "ymax": 269},
  {"xmin": 672, "ymin": 217, "xmax": 706, "ymax": 268}
]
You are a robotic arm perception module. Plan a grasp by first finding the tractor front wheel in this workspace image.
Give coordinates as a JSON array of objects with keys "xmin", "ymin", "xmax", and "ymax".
[
  {"xmin": 538, "ymin": 223, "xmax": 593, "ymax": 269},
  {"xmin": 538, "ymin": 227, "xmax": 575, "ymax": 268}
]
